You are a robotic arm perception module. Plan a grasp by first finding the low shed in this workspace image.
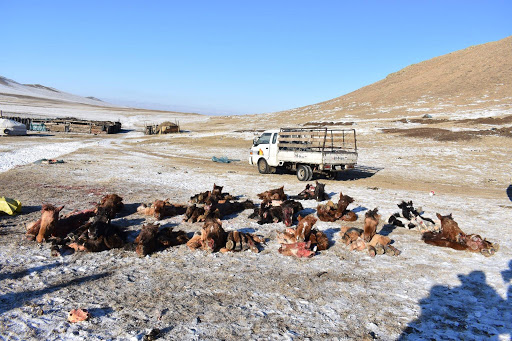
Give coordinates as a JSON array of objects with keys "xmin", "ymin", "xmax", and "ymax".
[{"xmin": 145, "ymin": 121, "xmax": 180, "ymax": 135}]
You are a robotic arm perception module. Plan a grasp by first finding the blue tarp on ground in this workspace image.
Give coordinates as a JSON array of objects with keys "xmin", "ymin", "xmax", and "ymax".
[{"xmin": 212, "ymin": 156, "xmax": 240, "ymax": 163}]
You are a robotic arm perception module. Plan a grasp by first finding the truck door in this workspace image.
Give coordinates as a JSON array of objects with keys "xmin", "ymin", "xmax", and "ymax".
[
  {"xmin": 268, "ymin": 132, "xmax": 279, "ymax": 166},
  {"xmin": 253, "ymin": 132, "xmax": 272, "ymax": 162}
]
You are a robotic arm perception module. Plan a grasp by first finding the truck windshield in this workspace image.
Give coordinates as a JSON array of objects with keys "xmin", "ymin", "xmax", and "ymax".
[{"xmin": 254, "ymin": 133, "xmax": 272, "ymax": 146}]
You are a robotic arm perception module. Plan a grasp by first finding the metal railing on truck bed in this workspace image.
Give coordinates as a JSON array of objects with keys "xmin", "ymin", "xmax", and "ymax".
[{"xmin": 277, "ymin": 127, "xmax": 357, "ymax": 153}]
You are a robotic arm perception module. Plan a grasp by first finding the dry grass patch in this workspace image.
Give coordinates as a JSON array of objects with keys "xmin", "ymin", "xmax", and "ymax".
[{"xmin": 381, "ymin": 127, "xmax": 512, "ymax": 141}]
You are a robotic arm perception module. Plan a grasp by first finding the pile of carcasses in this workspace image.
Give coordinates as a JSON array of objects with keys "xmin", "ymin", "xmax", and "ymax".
[{"xmin": 24, "ymin": 182, "xmax": 498, "ymax": 258}]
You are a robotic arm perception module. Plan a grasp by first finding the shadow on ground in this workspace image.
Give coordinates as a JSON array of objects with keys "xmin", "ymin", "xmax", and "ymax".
[
  {"xmin": 399, "ymin": 261, "xmax": 512, "ymax": 340},
  {"xmin": 0, "ymin": 271, "xmax": 111, "ymax": 314},
  {"xmin": 335, "ymin": 165, "xmax": 383, "ymax": 181}
]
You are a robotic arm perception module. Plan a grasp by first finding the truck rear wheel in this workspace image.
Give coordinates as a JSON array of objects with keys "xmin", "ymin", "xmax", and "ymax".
[
  {"xmin": 297, "ymin": 165, "xmax": 313, "ymax": 181},
  {"xmin": 258, "ymin": 159, "xmax": 270, "ymax": 174}
]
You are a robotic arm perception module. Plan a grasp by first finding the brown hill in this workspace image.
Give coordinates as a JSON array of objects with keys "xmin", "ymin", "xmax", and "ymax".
[{"xmin": 275, "ymin": 35, "xmax": 512, "ymax": 123}]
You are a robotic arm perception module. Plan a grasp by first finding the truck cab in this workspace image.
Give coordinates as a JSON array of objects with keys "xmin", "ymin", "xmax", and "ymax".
[{"xmin": 249, "ymin": 129, "xmax": 280, "ymax": 173}]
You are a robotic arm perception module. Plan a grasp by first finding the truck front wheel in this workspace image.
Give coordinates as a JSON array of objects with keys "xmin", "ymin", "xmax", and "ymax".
[
  {"xmin": 258, "ymin": 159, "xmax": 270, "ymax": 174},
  {"xmin": 297, "ymin": 165, "xmax": 313, "ymax": 181}
]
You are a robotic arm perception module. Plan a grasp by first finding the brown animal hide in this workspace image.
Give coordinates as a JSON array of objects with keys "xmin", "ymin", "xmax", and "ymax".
[
  {"xmin": 422, "ymin": 214, "xmax": 498, "ymax": 256},
  {"xmin": 184, "ymin": 204, "xmax": 206, "ymax": 223},
  {"xmin": 26, "ymin": 218, "xmax": 42, "ymax": 241},
  {"xmin": 294, "ymin": 181, "xmax": 329, "ymax": 201},
  {"xmin": 35, "ymin": 204, "xmax": 64, "ymax": 243},
  {"xmin": 341, "ymin": 227, "xmax": 363, "ymax": 245},
  {"xmin": 295, "ymin": 183, "xmax": 315, "ymax": 199},
  {"xmin": 276, "ymin": 228, "xmax": 297, "ymax": 244},
  {"xmin": 309, "ymin": 229, "xmax": 329, "ymax": 251},
  {"xmin": 186, "ymin": 234, "xmax": 202, "ymax": 250},
  {"xmin": 367, "ymin": 234, "xmax": 401, "ymax": 256},
  {"xmin": 157, "ymin": 226, "xmax": 189, "ymax": 247},
  {"xmin": 249, "ymin": 199, "xmax": 301, "ymax": 226},
  {"xmin": 224, "ymin": 231, "xmax": 262, "ymax": 253},
  {"xmin": 363, "ymin": 208, "xmax": 380, "ymax": 242},
  {"xmin": 64, "ymin": 210, "xmax": 126, "ymax": 253},
  {"xmin": 137, "ymin": 200, "xmax": 187, "ymax": 220},
  {"xmin": 384, "ymin": 244, "xmax": 402, "ymax": 256},
  {"xmin": 32, "ymin": 205, "xmax": 94, "ymax": 243},
  {"xmin": 201, "ymin": 218, "xmax": 227, "ymax": 252},
  {"xmin": 211, "ymin": 183, "xmax": 223, "ymax": 198},
  {"xmin": 134, "ymin": 223, "xmax": 189, "ymax": 256},
  {"xmin": 422, "ymin": 233, "xmax": 468, "ymax": 250},
  {"xmin": 340, "ymin": 211, "xmax": 357, "ymax": 222},
  {"xmin": 316, "ymin": 201, "xmax": 338, "ymax": 222},
  {"xmin": 436, "ymin": 213, "xmax": 465, "ymax": 241},
  {"xmin": 134, "ymin": 223, "xmax": 160, "ymax": 256},
  {"xmin": 340, "ymin": 226, "xmax": 351, "ymax": 235},
  {"xmin": 207, "ymin": 199, "xmax": 255, "ymax": 220},
  {"xmin": 97, "ymin": 194, "xmax": 124, "ymax": 219},
  {"xmin": 335, "ymin": 192, "xmax": 354, "ymax": 218},
  {"xmin": 257, "ymin": 186, "xmax": 287, "ymax": 201},
  {"xmin": 278, "ymin": 241, "xmax": 314, "ymax": 258},
  {"xmin": 295, "ymin": 214, "xmax": 317, "ymax": 242},
  {"xmin": 281, "ymin": 200, "xmax": 304, "ymax": 226},
  {"xmin": 187, "ymin": 218, "xmax": 227, "ymax": 252},
  {"xmin": 190, "ymin": 184, "xmax": 236, "ymax": 204},
  {"xmin": 137, "ymin": 204, "xmax": 155, "ymax": 216},
  {"xmin": 152, "ymin": 200, "xmax": 187, "ymax": 220},
  {"xmin": 277, "ymin": 215, "xmax": 327, "ymax": 255},
  {"xmin": 57, "ymin": 209, "xmax": 97, "ymax": 238},
  {"xmin": 189, "ymin": 190, "xmax": 211, "ymax": 204},
  {"xmin": 368, "ymin": 234, "xmax": 391, "ymax": 247},
  {"xmin": 350, "ymin": 237, "xmax": 367, "ymax": 251}
]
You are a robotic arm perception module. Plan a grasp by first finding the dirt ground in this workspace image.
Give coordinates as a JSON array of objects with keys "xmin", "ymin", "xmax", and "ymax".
[{"xmin": 1, "ymin": 113, "xmax": 511, "ymax": 340}]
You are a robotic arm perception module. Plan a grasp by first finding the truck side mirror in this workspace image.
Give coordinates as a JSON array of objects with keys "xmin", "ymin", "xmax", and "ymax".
[{"xmin": 253, "ymin": 137, "xmax": 258, "ymax": 146}]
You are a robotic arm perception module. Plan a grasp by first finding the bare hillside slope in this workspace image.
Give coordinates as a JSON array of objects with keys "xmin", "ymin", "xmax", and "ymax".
[{"xmin": 274, "ymin": 35, "xmax": 512, "ymax": 123}]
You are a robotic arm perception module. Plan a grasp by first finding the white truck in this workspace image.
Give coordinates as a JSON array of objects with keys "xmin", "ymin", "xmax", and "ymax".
[{"xmin": 249, "ymin": 127, "xmax": 358, "ymax": 181}]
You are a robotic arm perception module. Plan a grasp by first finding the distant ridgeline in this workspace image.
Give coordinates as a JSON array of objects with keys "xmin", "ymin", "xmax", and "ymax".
[{"xmin": 0, "ymin": 112, "xmax": 121, "ymax": 134}]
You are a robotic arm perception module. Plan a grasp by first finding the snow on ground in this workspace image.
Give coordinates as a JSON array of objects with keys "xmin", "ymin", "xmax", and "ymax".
[
  {"xmin": 1, "ymin": 107, "xmax": 511, "ymax": 340},
  {"xmin": 0, "ymin": 138, "xmax": 111, "ymax": 173}
]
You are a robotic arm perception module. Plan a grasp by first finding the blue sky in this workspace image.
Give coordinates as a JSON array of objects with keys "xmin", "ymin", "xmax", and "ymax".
[{"xmin": 1, "ymin": 1, "xmax": 511, "ymax": 115}]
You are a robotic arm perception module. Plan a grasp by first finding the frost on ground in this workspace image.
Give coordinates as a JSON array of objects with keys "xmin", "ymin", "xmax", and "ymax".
[{"xmin": 1, "ymin": 110, "xmax": 512, "ymax": 340}]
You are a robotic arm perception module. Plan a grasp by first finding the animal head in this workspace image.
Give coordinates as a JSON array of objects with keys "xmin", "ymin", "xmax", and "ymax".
[
  {"xmin": 315, "ymin": 181, "xmax": 325, "ymax": 191},
  {"xmin": 436, "ymin": 213, "xmax": 454, "ymax": 225},
  {"xmin": 282, "ymin": 206, "xmax": 294, "ymax": 227},
  {"xmin": 37, "ymin": 204, "xmax": 64, "ymax": 242},
  {"xmin": 365, "ymin": 208, "xmax": 380, "ymax": 220},
  {"xmin": 40, "ymin": 204, "xmax": 64, "ymax": 228},
  {"xmin": 212, "ymin": 183, "xmax": 223, "ymax": 195},
  {"xmin": 203, "ymin": 196, "xmax": 218, "ymax": 211},
  {"xmin": 201, "ymin": 218, "xmax": 224, "ymax": 251},
  {"xmin": 271, "ymin": 186, "xmax": 286, "ymax": 200},
  {"xmin": 340, "ymin": 195, "xmax": 354, "ymax": 205},
  {"xmin": 99, "ymin": 194, "xmax": 123, "ymax": 207},
  {"xmin": 152, "ymin": 200, "xmax": 168, "ymax": 220}
]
